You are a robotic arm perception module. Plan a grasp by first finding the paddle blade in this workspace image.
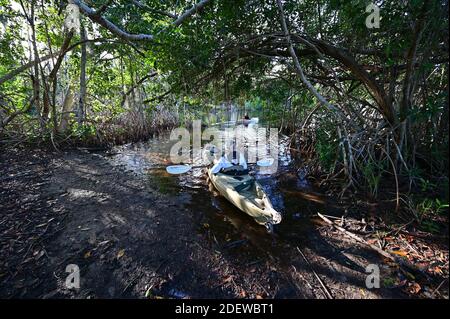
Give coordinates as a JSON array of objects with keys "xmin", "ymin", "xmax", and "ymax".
[
  {"xmin": 257, "ymin": 158, "xmax": 274, "ymax": 167},
  {"xmin": 166, "ymin": 164, "xmax": 192, "ymax": 174}
]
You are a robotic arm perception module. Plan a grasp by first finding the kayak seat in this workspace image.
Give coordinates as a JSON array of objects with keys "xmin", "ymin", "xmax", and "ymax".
[
  {"xmin": 234, "ymin": 180, "xmax": 255, "ymax": 192},
  {"xmin": 221, "ymin": 165, "xmax": 249, "ymax": 176}
]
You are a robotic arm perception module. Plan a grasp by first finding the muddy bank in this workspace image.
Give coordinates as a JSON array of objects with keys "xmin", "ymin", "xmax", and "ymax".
[{"xmin": 0, "ymin": 148, "xmax": 447, "ymax": 298}]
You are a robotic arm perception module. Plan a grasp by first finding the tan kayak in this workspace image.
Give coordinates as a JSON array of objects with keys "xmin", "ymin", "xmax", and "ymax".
[{"xmin": 207, "ymin": 167, "xmax": 282, "ymax": 229}]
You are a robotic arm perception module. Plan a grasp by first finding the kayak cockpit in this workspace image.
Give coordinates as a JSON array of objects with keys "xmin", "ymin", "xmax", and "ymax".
[{"xmin": 208, "ymin": 168, "xmax": 282, "ymax": 227}]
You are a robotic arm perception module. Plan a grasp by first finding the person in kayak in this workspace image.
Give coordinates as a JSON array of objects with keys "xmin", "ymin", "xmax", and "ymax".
[
  {"xmin": 211, "ymin": 153, "xmax": 248, "ymax": 175},
  {"xmin": 243, "ymin": 113, "xmax": 251, "ymax": 127}
]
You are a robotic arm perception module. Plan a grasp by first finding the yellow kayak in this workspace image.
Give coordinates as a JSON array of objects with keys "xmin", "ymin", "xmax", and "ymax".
[{"xmin": 207, "ymin": 167, "xmax": 282, "ymax": 229}]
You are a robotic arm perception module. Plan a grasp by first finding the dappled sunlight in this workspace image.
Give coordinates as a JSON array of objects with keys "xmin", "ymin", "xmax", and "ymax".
[{"xmin": 0, "ymin": 0, "xmax": 447, "ymax": 301}]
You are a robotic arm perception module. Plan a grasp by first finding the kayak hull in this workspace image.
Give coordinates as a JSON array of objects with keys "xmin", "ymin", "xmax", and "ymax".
[{"xmin": 207, "ymin": 169, "xmax": 282, "ymax": 226}]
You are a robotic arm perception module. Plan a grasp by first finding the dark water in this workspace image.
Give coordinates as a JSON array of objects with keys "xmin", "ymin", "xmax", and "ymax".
[{"xmin": 109, "ymin": 108, "xmax": 328, "ymax": 258}]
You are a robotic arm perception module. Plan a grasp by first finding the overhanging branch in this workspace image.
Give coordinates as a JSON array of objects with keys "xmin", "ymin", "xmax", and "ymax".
[
  {"xmin": 70, "ymin": 0, "xmax": 154, "ymax": 41},
  {"xmin": 173, "ymin": 0, "xmax": 212, "ymax": 27},
  {"xmin": 276, "ymin": 0, "xmax": 340, "ymax": 115},
  {"xmin": 70, "ymin": 0, "xmax": 213, "ymax": 42}
]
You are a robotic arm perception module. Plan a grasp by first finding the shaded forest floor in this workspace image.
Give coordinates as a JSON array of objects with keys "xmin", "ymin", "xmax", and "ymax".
[{"xmin": 0, "ymin": 148, "xmax": 448, "ymax": 299}]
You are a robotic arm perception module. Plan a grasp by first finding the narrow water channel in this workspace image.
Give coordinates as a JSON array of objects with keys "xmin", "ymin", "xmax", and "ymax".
[{"xmin": 108, "ymin": 108, "xmax": 332, "ymax": 264}]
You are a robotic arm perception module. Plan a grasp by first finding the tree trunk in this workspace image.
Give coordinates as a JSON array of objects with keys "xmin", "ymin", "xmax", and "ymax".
[
  {"xmin": 58, "ymin": 85, "xmax": 74, "ymax": 133},
  {"xmin": 42, "ymin": 29, "xmax": 74, "ymax": 132},
  {"xmin": 78, "ymin": 23, "xmax": 87, "ymax": 124},
  {"xmin": 29, "ymin": 2, "xmax": 43, "ymax": 127}
]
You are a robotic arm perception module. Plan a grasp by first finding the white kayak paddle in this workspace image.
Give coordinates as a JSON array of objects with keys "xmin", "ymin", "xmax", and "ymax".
[
  {"xmin": 166, "ymin": 157, "xmax": 275, "ymax": 175},
  {"xmin": 165, "ymin": 164, "xmax": 192, "ymax": 174}
]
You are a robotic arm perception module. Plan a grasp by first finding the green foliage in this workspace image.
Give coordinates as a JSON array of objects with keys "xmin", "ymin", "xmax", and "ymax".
[
  {"xmin": 73, "ymin": 122, "xmax": 97, "ymax": 140},
  {"xmin": 361, "ymin": 159, "xmax": 384, "ymax": 198},
  {"xmin": 411, "ymin": 196, "xmax": 449, "ymax": 234},
  {"xmin": 315, "ymin": 124, "xmax": 338, "ymax": 172},
  {"xmin": 382, "ymin": 277, "xmax": 396, "ymax": 288},
  {"xmin": 417, "ymin": 198, "xmax": 449, "ymax": 217}
]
